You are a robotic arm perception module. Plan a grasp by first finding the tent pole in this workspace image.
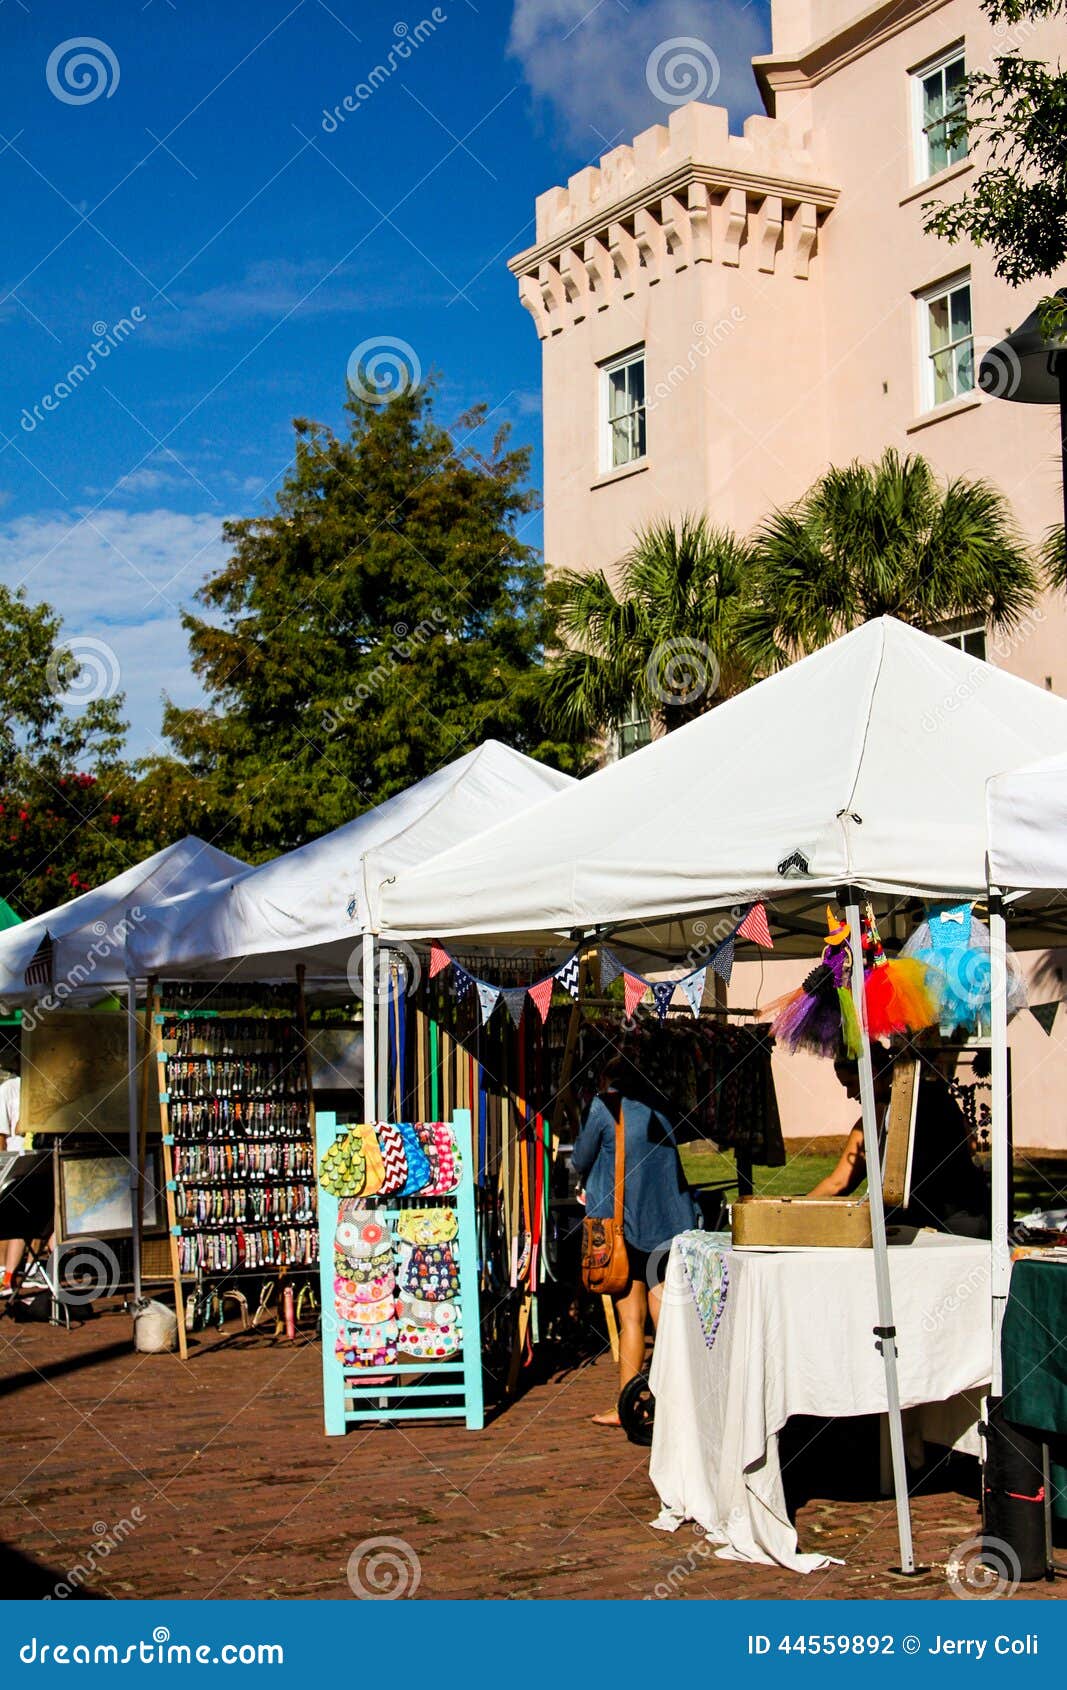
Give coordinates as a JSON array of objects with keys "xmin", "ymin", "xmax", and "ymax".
[
  {"xmin": 843, "ymin": 895, "xmax": 915, "ymax": 1574},
  {"xmin": 125, "ymin": 975, "xmax": 142, "ymax": 1303},
  {"xmin": 377, "ymin": 944, "xmax": 390, "ymax": 1122},
  {"xmin": 988, "ymin": 893, "xmax": 1010, "ymax": 1394},
  {"xmin": 362, "ymin": 932, "xmax": 377, "ymax": 1120}
]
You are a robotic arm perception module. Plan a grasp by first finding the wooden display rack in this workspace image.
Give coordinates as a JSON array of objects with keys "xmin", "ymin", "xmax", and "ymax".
[{"xmin": 316, "ymin": 1108, "xmax": 484, "ymax": 1432}]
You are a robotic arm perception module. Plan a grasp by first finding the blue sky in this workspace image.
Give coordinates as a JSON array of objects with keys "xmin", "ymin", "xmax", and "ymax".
[{"xmin": 0, "ymin": 0, "xmax": 771, "ymax": 756}]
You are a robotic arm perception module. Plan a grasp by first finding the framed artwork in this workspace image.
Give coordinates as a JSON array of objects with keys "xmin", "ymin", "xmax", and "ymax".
[
  {"xmin": 21, "ymin": 1010, "xmax": 145, "ymax": 1138},
  {"xmin": 59, "ymin": 1148, "xmax": 162, "ymax": 1240}
]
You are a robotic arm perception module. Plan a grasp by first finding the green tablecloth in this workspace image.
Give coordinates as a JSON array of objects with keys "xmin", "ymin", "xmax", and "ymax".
[{"xmin": 1001, "ymin": 1257, "xmax": 1067, "ymax": 1518}]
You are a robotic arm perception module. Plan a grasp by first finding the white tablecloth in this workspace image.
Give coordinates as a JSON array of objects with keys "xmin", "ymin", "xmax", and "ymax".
[{"xmin": 649, "ymin": 1231, "xmax": 991, "ymax": 1572}]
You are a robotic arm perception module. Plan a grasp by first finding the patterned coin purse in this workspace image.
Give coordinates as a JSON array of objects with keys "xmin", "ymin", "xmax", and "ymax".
[{"xmin": 318, "ymin": 1130, "xmax": 367, "ymax": 1198}]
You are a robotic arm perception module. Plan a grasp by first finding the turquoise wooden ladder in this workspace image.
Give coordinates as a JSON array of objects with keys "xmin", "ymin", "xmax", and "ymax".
[{"xmin": 316, "ymin": 1109, "xmax": 484, "ymax": 1433}]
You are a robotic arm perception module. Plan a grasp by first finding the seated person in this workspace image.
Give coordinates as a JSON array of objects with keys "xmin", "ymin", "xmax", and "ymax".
[{"xmin": 808, "ymin": 1053, "xmax": 990, "ymax": 1237}]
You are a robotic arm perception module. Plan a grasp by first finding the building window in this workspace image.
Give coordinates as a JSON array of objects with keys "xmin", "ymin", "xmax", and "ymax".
[
  {"xmin": 919, "ymin": 275, "xmax": 974, "ymax": 409},
  {"xmin": 601, "ymin": 348, "xmax": 646, "ymax": 471},
  {"xmin": 616, "ymin": 697, "xmax": 651, "ymax": 759},
  {"xmin": 939, "ymin": 623, "xmax": 987, "ymax": 661},
  {"xmin": 913, "ymin": 47, "xmax": 968, "ymax": 179}
]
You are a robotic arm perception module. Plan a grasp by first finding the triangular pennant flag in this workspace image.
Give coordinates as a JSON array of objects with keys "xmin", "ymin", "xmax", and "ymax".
[
  {"xmin": 623, "ymin": 972, "xmax": 648, "ymax": 1018},
  {"xmin": 710, "ymin": 933, "xmax": 735, "ymax": 984},
  {"xmin": 681, "ymin": 966, "xmax": 707, "ymax": 1018},
  {"xmin": 450, "ymin": 965, "xmax": 473, "ymax": 1001},
  {"xmin": 476, "ymin": 980, "xmax": 501, "ymax": 1025},
  {"xmin": 528, "ymin": 977, "xmax": 555, "ymax": 1023},
  {"xmin": 1031, "ymin": 1001, "xmax": 1059, "ymax": 1036},
  {"xmin": 503, "ymin": 987, "xmax": 527, "ymax": 1027},
  {"xmin": 651, "ymin": 980, "xmax": 675, "ymax": 1020},
  {"xmin": 555, "ymin": 953, "xmax": 580, "ymax": 1000},
  {"xmin": 600, "ymin": 947, "xmax": 623, "ymax": 991},
  {"xmin": 429, "ymin": 941, "xmax": 450, "ymax": 979},
  {"xmin": 737, "ymin": 902, "xmax": 773, "ymax": 948}
]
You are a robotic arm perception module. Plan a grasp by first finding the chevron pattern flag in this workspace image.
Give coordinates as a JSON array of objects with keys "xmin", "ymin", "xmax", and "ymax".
[
  {"xmin": 681, "ymin": 966, "xmax": 707, "ymax": 1018},
  {"xmin": 528, "ymin": 977, "xmax": 555, "ymax": 1022},
  {"xmin": 476, "ymin": 980, "xmax": 501, "ymax": 1025},
  {"xmin": 503, "ymin": 987, "xmax": 527, "ymax": 1027},
  {"xmin": 555, "ymin": 953, "xmax": 580, "ymax": 1000},
  {"xmin": 652, "ymin": 981, "xmax": 675, "ymax": 1020},
  {"xmin": 600, "ymin": 947, "xmax": 623, "ymax": 991},
  {"xmin": 429, "ymin": 941, "xmax": 450, "ymax": 978},
  {"xmin": 710, "ymin": 934, "xmax": 735, "ymax": 983},
  {"xmin": 738, "ymin": 902, "xmax": 773, "ymax": 948},
  {"xmin": 623, "ymin": 973, "xmax": 647, "ymax": 1018}
]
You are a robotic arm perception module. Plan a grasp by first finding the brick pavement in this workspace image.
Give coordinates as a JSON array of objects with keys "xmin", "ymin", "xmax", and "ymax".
[{"xmin": 0, "ymin": 1309, "xmax": 1060, "ymax": 1602}]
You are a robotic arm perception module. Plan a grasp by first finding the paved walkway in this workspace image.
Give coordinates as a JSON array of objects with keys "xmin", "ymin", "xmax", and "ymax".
[{"xmin": 0, "ymin": 1310, "xmax": 1056, "ymax": 1601}]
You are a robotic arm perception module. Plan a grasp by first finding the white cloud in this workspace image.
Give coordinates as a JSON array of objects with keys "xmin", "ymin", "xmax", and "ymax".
[
  {"xmin": 508, "ymin": 0, "xmax": 769, "ymax": 144},
  {"xmin": 0, "ymin": 507, "xmax": 232, "ymax": 756},
  {"xmin": 144, "ymin": 257, "xmax": 418, "ymax": 345}
]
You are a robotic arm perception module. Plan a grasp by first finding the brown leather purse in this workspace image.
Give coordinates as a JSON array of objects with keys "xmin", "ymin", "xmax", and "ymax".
[{"xmin": 580, "ymin": 1105, "xmax": 630, "ymax": 1295}]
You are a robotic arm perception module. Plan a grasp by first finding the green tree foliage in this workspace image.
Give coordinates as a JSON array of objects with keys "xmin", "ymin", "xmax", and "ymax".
[
  {"xmin": 738, "ymin": 449, "xmax": 1039, "ymax": 670},
  {"xmin": 163, "ymin": 384, "xmax": 575, "ymax": 857},
  {"xmin": 924, "ymin": 0, "xmax": 1067, "ymax": 337},
  {"xmin": 0, "ymin": 586, "xmax": 139, "ymax": 918},
  {"xmin": 539, "ymin": 514, "xmax": 757, "ymax": 744}
]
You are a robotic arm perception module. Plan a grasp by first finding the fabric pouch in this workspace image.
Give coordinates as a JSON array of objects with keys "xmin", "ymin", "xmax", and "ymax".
[
  {"xmin": 395, "ymin": 1208, "xmax": 457, "ymax": 1246},
  {"xmin": 395, "ymin": 1122, "xmax": 433, "ymax": 1196},
  {"xmin": 397, "ymin": 1317, "xmax": 460, "ymax": 1359},
  {"xmin": 355, "ymin": 1123, "xmax": 386, "ymax": 1196},
  {"xmin": 374, "ymin": 1121, "xmax": 410, "ymax": 1196},
  {"xmin": 317, "ymin": 1130, "xmax": 367, "ymax": 1198}
]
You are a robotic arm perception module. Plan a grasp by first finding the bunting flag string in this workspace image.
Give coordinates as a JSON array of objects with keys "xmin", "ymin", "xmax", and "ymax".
[
  {"xmin": 737, "ymin": 901, "xmax": 773, "ymax": 949},
  {"xmin": 476, "ymin": 980, "xmax": 501, "ymax": 1025},
  {"xmin": 1030, "ymin": 1001, "xmax": 1060, "ymax": 1036},
  {"xmin": 681, "ymin": 966, "xmax": 707, "ymax": 1018},
  {"xmin": 555, "ymin": 954, "xmax": 581, "ymax": 1000},
  {"xmin": 424, "ymin": 902, "xmax": 765, "ymax": 1025}
]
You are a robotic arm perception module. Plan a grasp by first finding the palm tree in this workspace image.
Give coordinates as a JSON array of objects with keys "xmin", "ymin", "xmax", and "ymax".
[
  {"xmin": 539, "ymin": 514, "xmax": 757, "ymax": 744},
  {"xmin": 1041, "ymin": 522, "xmax": 1066, "ymax": 591},
  {"xmin": 738, "ymin": 448, "xmax": 1040, "ymax": 671}
]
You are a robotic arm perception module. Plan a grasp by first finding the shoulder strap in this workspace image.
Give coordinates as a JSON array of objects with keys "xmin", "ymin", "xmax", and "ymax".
[{"xmin": 612, "ymin": 1106, "xmax": 625, "ymax": 1228}]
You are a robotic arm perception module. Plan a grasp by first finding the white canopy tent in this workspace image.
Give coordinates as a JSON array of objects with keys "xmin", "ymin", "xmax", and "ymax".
[
  {"xmin": 0, "ymin": 836, "xmax": 249, "ymax": 1306},
  {"xmin": 377, "ymin": 618, "xmax": 1067, "ymax": 1573},
  {"xmin": 985, "ymin": 752, "xmax": 1067, "ymax": 1394},
  {"xmin": 0, "ymin": 836, "xmax": 247, "ymax": 1009},
  {"xmin": 126, "ymin": 740, "xmax": 575, "ymax": 1125}
]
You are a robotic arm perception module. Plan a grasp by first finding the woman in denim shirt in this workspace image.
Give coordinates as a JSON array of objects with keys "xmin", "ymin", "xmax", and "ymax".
[{"xmin": 572, "ymin": 1057, "xmax": 698, "ymax": 1425}]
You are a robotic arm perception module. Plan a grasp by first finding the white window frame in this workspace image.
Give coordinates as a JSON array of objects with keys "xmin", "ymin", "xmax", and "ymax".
[
  {"xmin": 911, "ymin": 44, "xmax": 968, "ymax": 183},
  {"xmin": 917, "ymin": 272, "xmax": 974, "ymax": 412},
  {"xmin": 938, "ymin": 623, "xmax": 987, "ymax": 661},
  {"xmin": 599, "ymin": 347, "xmax": 646, "ymax": 474}
]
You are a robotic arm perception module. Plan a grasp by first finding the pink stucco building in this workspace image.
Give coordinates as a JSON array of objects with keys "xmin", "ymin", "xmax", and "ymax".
[{"xmin": 509, "ymin": 0, "xmax": 1067, "ymax": 1147}]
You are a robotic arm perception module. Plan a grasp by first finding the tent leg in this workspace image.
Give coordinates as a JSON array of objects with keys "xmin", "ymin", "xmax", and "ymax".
[
  {"xmin": 844, "ymin": 897, "xmax": 916, "ymax": 1574},
  {"xmin": 377, "ymin": 944, "xmax": 389, "ymax": 1122},
  {"xmin": 362, "ymin": 933, "xmax": 377, "ymax": 1120},
  {"xmin": 126, "ymin": 976, "xmax": 142, "ymax": 1304},
  {"xmin": 989, "ymin": 894, "xmax": 1010, "ymax": 1395}
]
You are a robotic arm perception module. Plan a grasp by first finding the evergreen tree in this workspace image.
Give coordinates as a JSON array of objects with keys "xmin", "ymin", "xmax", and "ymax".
[{"xmin": 163, "ymin": 384, "xmax": 573, "ymax": 857}]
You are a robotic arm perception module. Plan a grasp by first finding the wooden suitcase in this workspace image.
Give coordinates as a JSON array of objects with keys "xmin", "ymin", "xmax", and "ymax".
[{"xmin": 731, "ymin": 1056, "xmax": 920, "ymax": 1248}]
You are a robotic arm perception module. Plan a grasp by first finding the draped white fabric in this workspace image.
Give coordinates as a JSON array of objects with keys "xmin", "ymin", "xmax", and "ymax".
[{"xmin": 987, "ymin": 750, "xmax": 1067, "ymax": 891}]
